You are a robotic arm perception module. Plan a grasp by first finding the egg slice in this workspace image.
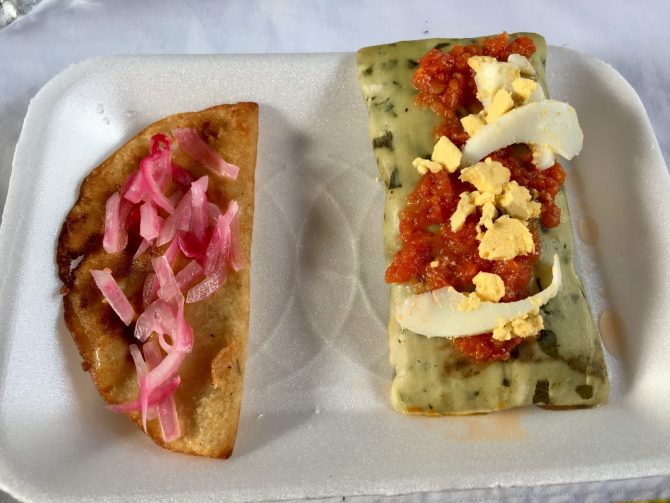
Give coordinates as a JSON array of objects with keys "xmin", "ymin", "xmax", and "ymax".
[
  {"xmin": 394, "ymin": 255, "xmax": 562, "ymax": 338},
  {"xmin": 460, "ymin": 100, "xmax": 583, "ymax": 168}
]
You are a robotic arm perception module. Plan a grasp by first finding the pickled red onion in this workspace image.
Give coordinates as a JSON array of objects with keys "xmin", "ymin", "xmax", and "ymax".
[
  {"xmin": 153, "ymin": 256, "xmax": 182, "ymax": 304},
  {"xmin": 157, "ymin": 192, "xmax": 191, "ymax": 247},
  {"xmin": 208, "ymin": 202, "xmax": 221, "ymax": 225},
  {"xmin": 107, "ymin": 375, "xmax": 180, "ymax": 414},
  {"xmin": 139, "ymin": 151, "xmax": 174, "ymax": 214},
  {"xmin": 204, "ymin": 214, "xmax": 231, "ymax": 276},
  {"xmin": 190, "ymin": 176, "xmax": 209, "ymax": 242},
  {"xmin": 156, "ymin": 388, "xmax": 180, "ymax": 443},
  {"xmin": 177, "ymin": 231, "xmax": 208, "ymax": 260},
  {"xmin": 174, "ymin": 301, "xmax": 194, "ymax": 353},
  {"xmin": 229, "ymin": 203, "xmax": 243, "ymax": 271},
  {"xmin": 134, "ymin": 298, "xmax": 168, "ymax": 342},
  {"xmin": 121, "ymin": 171, "xmax": 144, "ymax": 204},
  {"xmin": 142, "ymin": 273, "xmax": 158, "ymax": 309},
  {"xmin": 143, "ymin": 340, "xmax": 181, "ymax": 442},
  {"xmin": 145, "ymin": 350, "xmax": 185, "ymax": 391},
  {"xmin": 171, "ymin": 163, "xmax": 195, "ymax": 186},
  {"xmin": 175, "ymin": 260, "xmax": 204, "ymax": 292},
  {"xmin": 139, "ymin": 202, "xmax": 161, "ymax": 241},
  {"xmin": 99, "ymin": 132, "xmax": 246, "ymax": 444},
  {"xmin": 91, "ymin": 269, "xmax": 135, "ymax": 325},
  {"xmin": 173, "ymin": 127, "xmax": 240, "ymax": 179},
  {"xmin": 163, "ymin": 238, "xmax": 181, "ymax": 266},
  {"xmin": 129, "ymin": 344, "xmax": 147, "ymax": 376},
  {"xmin": 185, "ymin": 271, "xmax": 227, "ymax": 304},
  {"xmin": 150, "ymin": 133, "xmax": 171, "ymax": 154},
  {"xmin": 103, "ymin": 192, "xmax": 128, "ymax": 253}
]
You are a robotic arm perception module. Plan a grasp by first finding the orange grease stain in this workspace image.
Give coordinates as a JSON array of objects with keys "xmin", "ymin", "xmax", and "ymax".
[{"xmin": 445, "ymin": 410, "xmax": 527, "ymax": 442}]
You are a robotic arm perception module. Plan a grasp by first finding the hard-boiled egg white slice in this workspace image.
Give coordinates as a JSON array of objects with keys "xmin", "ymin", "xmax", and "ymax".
[
  {"xmin": 460, "ymin": 100, "xmax": 583, "ymax": 168},
  {"xmin": 394, "ymin": 254, "xmax": 562, "ymax": 338}
]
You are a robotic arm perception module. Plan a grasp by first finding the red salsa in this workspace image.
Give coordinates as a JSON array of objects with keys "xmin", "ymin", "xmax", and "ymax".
[
  {"xmin": 388, "ymin": 33, "xmax": 566, "ymax": 363},
  {"xmin": 412, "ymin": 33, "xmax": 536, "ymax": 147}
]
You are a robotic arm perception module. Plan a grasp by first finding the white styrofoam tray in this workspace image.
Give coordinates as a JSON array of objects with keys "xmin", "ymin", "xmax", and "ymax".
[{"xmin": 0, "ymin": 49, "xmax": 669, "ymax": 502}]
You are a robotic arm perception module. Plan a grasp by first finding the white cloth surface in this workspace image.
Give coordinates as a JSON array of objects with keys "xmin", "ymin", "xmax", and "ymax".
[{"xmin": 0, "ymin": 0, "xmax": 669, "ymax": 501}]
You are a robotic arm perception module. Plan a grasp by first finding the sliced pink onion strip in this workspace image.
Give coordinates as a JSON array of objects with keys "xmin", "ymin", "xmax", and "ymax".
[
  {"xmin": 150, "ymin": 133, "xmax": 171, "ymax": 155},
  {"xmin": 176, "ymin": 192, "xmax": 193, "ymax": 231},
  {"xmin": 163, "ymin": 238, "xmax": 181, "ymax": 266},
  {"xmin": 107, "ymin": 375, "xmax": 180, "ymax": 414},
  {"xmin": 143, "ymin": 338, "xmax": 181, "ymax": 442},
  {"xmin": 139, "ymin": 201, "xmax": 161, "ymax": 241},
  {"xmin": 129, "ymin": 344, "xmax": 158, "ymax": 421},
  {"xmin": 139, "ymin": 373, "xmax": 150, "ymax": 431},
  {"xmin": 156, "ymin": 217, "xmax": 177, "ymax": 248},
  {"xmin": 153, "ymin": 256, "xmax": 182, "ymax": 304},
  {"xmin": 174, "ymin": 302, "xmax": 194, "ymax": 353},
  {"xmin": 157, "ymin": 332, "xmax": 175, "ymax": 354},
  {"xmin": 156, "ymin": 391, "xmax": 181, "ymax": 442},
  {"xmin": 177, "ymin": 231, "xmax": 207, "ymax": 260},
  {"xmin": 140, "ymin": 153, "xmax": 174, "ymax": 214},
  {"xmin": 173, "ymin": 127, "xmax": 240, "ymax": 179},
  {"xmin": 91, "ymin": 269, "xmax": 135, "ymax": 325},
  {"xmin": 133, "ymin": 239, "xmax": 151, "ymax": 262},
  {"xmin": 127, "ymin": 344, "xmax": 150, "ymax": 430},
  {"xmin": 142, "ymin": 273, "xmax": 158, "ymax": 309},
  {"xmin": 129, "ymin": 344, "xmax": 147, "ymax": 376},
  {"xmin": 190, "ymin": 176, "xmax": 209, "ymax": 242},
  {"xmin": 103, "ymin": 192, "xmax": 128, "ymax": 253},
  {"xmin": 134, "ymin": 299, "xmax": 165, "ymax": 342},
  {"xmin": 131, "ymin": 344, "xmax": 158, "ymax": 421},
  {"xmin": 150, "ymin": 141, "xmax": 172, "ymax": 191},
  {"xmin": 204, "ymin": 216, "xmax": 231, "ymax": 275},
  {"xmin": 186, "ymin": 268, "xmax": 227, "ymax": 304},
  {"xmin": 208, "ymin": 202, "xmax": 221, "ymax": 226},
  {"xmin": 121, "ymin": 171, "xmax": 145, "ymax": 204},
  {"xmin": 228, "ymin": 202, "xmax": 243, "ymax": 271},
  {"xmin": 158, "ymin": 192, "xmax": 192, "ymax": 246},
  {"xmin": 171, "ymin": 163, "xmax": 195, "ymax": 186},
  {"xmin": 175, "ymin": 260, "xmax": 204, "ymax": 292},
  {"xmin": 145, "ymin": 350, "xmax": 185, "ymax": 391}
]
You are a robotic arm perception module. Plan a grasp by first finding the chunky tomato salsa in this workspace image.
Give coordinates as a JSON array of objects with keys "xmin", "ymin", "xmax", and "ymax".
[{"xmin": 387, "ymin": 33, "xmax": 567, "ymax": 363}]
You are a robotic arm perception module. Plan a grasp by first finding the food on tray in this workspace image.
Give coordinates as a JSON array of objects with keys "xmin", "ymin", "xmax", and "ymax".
[
  {"xmin": 57, "ymin": 103, "xmax": 258, "ymax": 457},
  {"xmin": 357, "ymin": 33, "xmax": 608, "ymax": 414}
]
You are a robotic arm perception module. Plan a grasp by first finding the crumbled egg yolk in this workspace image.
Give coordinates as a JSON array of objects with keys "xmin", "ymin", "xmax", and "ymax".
[
  {"xmin": 460, "ymin": 114, "xmax": 486, "ymax": 137},
  {"xmin": 478, "ymin": 215, "xmax": 535, "ymax": 260},
  {"xmin": 472, "ymin": 271, "xmax": 505, "ymax": 302},
  {"xmin": 450, "ymin": 158, "xmax": 541, "ymax": 240},
  {"xmin": 492, "ymin": 310, "xmax": 544, "ymax": 341},
  {"xmin": 431, "ymin": 136, "xmax": 462, "ymax": 173},
  {"xmin": 476, "ymin": 201, "xmax": 497, "ymax": 239},
  {"xmin": 413, "ymin": 136, "xmax": 462, "ymax": 175},
  {"xmin": 412, "ymin": 157, "xmax": 442, "ymax": 175},
  {"xmin": 457, "ymin": 271, "xmax": 505, "ymax": 312},
  {"xmin": 485, "ymin": 89, "xmax": 515, "ymax": 123},
  {"xmin": 497, "ymin": 180, "xmax": 541, "ymax": 220},
  {"xmin": 511, "ymin": 78, "xmax": 537, "ymax": 103},
  {"xmin": 459, "ymin": 158, "xmax": 510, "ymax": 194},
  {"xmin": 450, "ymin": 193, "xmax": 476, "ymax": 232}
]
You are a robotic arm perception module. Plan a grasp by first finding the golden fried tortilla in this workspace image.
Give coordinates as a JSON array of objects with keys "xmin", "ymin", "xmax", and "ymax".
[{"xmin": 57, "ymin": 103, "xmax": 258, "ymax": 458}]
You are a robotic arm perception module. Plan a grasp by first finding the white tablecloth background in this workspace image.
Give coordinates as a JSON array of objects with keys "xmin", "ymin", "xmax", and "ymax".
[{"xmin": 1, "ymin": 1, "xmax": 669, "ymax": 501}]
